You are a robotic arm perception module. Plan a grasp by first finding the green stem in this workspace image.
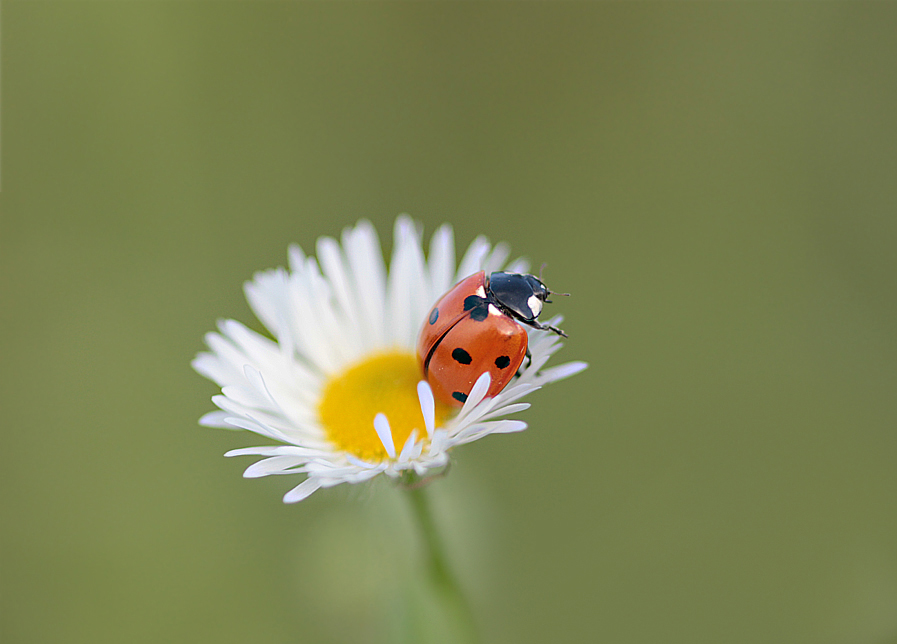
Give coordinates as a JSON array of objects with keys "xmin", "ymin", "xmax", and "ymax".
[{"xmin": 405, "ymin": 483, "xmax": 480, "ymax": 644}]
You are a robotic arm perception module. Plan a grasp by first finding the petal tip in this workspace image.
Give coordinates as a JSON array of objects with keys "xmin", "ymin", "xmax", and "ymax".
[{"xmin": 373, "ymin": 413, "xmax": 397, "ymax": 459}]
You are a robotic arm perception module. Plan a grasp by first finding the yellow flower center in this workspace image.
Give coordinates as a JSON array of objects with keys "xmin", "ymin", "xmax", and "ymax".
[{"xmin": 318, "ymin": 352, "xmax": 452, "ymax": 461}]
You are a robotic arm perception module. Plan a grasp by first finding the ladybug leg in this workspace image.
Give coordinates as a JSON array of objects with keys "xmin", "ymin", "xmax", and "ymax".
[
  {"xmin": 514, "ymin": 349, "xmax": 533, "ymax": 379},
  {"xmin": 544, "ymin": 323, "xmax": 568, "ymax": 338},
  {"xmin": 525, "ymin": 318, "xmax": 568, "ymax": 338}
]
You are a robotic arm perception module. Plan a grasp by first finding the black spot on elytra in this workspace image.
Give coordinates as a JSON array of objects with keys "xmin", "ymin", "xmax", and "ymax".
[
  {"xmin": 463, "ymin": 295, "xmax": 483, "ymax": 311},
  {"xmin": 463, "ymin": 295, "xmax": 490, "ymax": 322},
  {"xmin": 494, "ymin": 355, "xmax": 511, "ymax": 369},
  {"xmin": 452, "ymin": 391, "xmax": 468, "ymax": 403},
  {"xmin": 429, "ymin": 308, "xmax": 439, "ymax": 324},
  {"xmin": 452, "ymin": 348, "xmax": 472, "ymax": 365}
]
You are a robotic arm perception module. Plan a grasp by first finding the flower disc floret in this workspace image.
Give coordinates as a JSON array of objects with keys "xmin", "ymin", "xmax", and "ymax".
[{"xmin": 318, "ymin": 352, "xmax": 451, "ymax": 461}]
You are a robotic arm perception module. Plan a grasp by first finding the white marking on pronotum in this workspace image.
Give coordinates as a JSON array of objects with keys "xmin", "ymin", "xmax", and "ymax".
[{"xmin": 527, "ymin": 294, "xmax": 543, "ymax": 318}]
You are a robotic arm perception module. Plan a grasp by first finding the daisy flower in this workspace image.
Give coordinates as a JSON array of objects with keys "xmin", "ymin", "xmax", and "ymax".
[{"xmin": 193, "ymin": 216, "xmax": 587, "ymax": 503}]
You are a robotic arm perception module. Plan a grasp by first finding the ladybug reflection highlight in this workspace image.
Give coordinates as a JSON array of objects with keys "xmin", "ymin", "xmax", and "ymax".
[{"xmin": 417, "ymin": 271, "xmax": 567, "ymax": 407}]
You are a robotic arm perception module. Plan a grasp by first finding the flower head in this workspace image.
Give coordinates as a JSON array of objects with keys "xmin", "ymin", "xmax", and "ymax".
[{"xmin": 193, "ymin": 216, "xmax": 587, "ymax": 502}]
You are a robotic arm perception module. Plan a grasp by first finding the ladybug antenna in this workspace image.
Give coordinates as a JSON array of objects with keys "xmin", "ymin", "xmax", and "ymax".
[{"xmin": 539, "ymin": 263, "xmax": 570, "ymax": 298}]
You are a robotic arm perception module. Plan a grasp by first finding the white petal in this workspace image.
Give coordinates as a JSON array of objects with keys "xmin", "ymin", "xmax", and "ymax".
[
  {"xmin": 459, "ymin": 372, "xmax": 491, "ymax": 416},
  {"xmin": 243, "ymin": 456, "xmax": 309, "ymax": 478},
  {"xmin": 456, "ymin": 395, "xmax": 499, "ymax": 427},
  {"xmin": 317, "ymin": 235, "xmax": 364, "ymax": 351},
  {"xmin": 287, "ymin": 243, "xmax": 306, "ymax": 273},
  {"xmin": 485, "ymin": 419, "xmax": 528, "ymax": 434},
  {"xmin": 490, "ymin": 382, "xmax": 540, "ymax": 406},
  {"xmin": 315, "ymin": 466, "xmax": 383, "ymax": 486},
  {"xmin": 243, "ymin": 364, "xmax": 274, "ymax": 403},
  {"xmin": 341, "ymin": 467, "xmax": 384, "ymax": 484},
  {"xmin": 428, "ymin": 429, "xmax": 450, "ymax": 455},
  {"xmin": 417, "ymin": 381, "xmax": 436, "ymax": 436},
  {"xmin": 226, "ymin": 445, "xmax": 326, "ymax": 458},
  {"xmin": 289, "ymin": 258, "xmax": 348, "ymax": 372},
  {"xmin": 220, "ymin": 384, "xmax": 268, "ymax": 409},
  {"xmin": 316, "ymin": 237, "xmax": 351, "ymax": 310},
  {"xmin": 243, "ymin": 269, "xmax": 289, "ymax": 343},
  {"xmin": 191, "ymin": 353, "xmax": 234, "ymax": 387},
  {"xmin": 483, "ymin": 242, "xmax": 510, "ymax": 274},
  {"xmin": 211, "ymin": 405, "xmax": 297, "ymax": 444},
  {"xmin": 199, "ymin": 410, "xmax": 232, "ymax": 428},
  {"xmin": 345, "ymin": 454, "xmax": 379, "ymax": 469},
  {"xmin": 427, "ymin": 224, "xmax": 456, "ymax": 303},
  {"xmin": 306, "ymin": 252, "xmax": 362, "ymax": 365},
  {"xmin": 387, "ymin": 216, "xmax": 428, "ymax": 347},
  {"xmin": 451, "ymin": 421, "xmax": 526, "ymax": 447},
  {"xmin": 373, "ymin": 413, "xmax": 396, "ymax": 459},
  {"xmin": 415, "ymin": 451, "xmax": 447, "ymax": 474},
  {"xmin": 203, "ymin": 333, "xmax": 252, "ymax": 381},
  {"xmin": 283, "ymin": 478, "xmax": 322, "ymax": 503},
  {"xmin": 534, "ymin": 361, "xmax": 589, "ymax": 384},
  {"xmin": 398, "ymin": 429, "xmax": 419, "ymax": 462},
  {"xmin": 220, "ymin": 319, "xmax": 318, "ymax": 392},
  {"xmin": 478, "ymin": 402, "xmax": 531, "ymax": 421},
  {"xmin": 456, "ymin": 235, "xmax": 491, "ymax": 280},
  {"xmin": 343, "ymin": 220, "xmax": 387, "ymax": 349},
  {"xmin": 242, "ymin": 271, "xmax": 307, "ymax": 370},
  {"xmin": 515, "ymin": 353, "xmax": 553, "ymax": 384},
  {"xmin": 305, "ymin": 461, "xmax": 378, "ymax": 478}
]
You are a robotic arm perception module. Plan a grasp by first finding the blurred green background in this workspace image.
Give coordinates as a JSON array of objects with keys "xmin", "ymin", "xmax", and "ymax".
[{"xmin": 3, "ymin": 2, "xmax": 897, "ymax": 643}]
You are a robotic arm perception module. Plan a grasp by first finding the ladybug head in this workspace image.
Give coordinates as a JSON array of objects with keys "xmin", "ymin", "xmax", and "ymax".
[
  {"xmin": 488, "ymin": 271, "xmax": 566, "ymax": 324},
  {"xmin": 523, "ymin": 274, "xmax": 552, "ymax": 304}
]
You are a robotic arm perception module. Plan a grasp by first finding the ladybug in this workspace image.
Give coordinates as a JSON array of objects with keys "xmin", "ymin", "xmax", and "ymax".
[{"xmin": 417, "ymin": 270, "xmax": 567, "ymax": 407}]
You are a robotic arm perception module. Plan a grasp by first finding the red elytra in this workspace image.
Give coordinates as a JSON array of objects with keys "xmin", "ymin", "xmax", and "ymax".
[{"xmin": 417, "ymin": 272, "xmax": 528, "ymax": 407}]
